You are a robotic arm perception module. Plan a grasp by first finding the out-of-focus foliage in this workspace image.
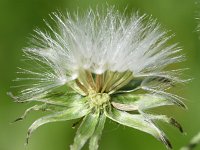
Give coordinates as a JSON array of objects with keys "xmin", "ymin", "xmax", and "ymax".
[{"xmin": 0, "ymin": 0, "xmax": 199, "ymax": 150}]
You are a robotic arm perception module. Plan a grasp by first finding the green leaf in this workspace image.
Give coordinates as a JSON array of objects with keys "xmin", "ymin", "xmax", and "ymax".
[
  {"xmin": 70, "ymin": 112, "xmax": 99, "ymax": 150},
  {"xmin": 89, "ymin": 113, "xmax": 106, "ymax": 150},
  {"xmin": 105, "ymin": 108, "xmax": 172, "ymax": 149},
  {"xmin": 112, "ymin": 93, "xmax": 173, "ymax": 111},
  {"xmin": 26, "ymin": 103, "xmax": 90, "ymax": 144}
]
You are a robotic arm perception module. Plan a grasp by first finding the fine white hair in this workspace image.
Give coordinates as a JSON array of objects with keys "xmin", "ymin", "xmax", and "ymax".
[{"xmin": 15, "ymin": 7, "xmax": 184, "ymax": 100}]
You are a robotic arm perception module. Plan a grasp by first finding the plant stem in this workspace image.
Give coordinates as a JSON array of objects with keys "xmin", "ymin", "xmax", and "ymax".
[{"xmin": 181, "ymin": 132, "xmax": 200, "ymax": 150}]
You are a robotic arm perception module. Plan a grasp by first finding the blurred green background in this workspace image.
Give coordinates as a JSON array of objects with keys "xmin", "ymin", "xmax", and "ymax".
[{"xmin": 0, "ymin": 0, "xmax": 200, "ymax": 150}]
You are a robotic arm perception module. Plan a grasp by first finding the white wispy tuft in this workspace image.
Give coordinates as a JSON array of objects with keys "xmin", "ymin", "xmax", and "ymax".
[{"xmin": 14, "ymin": 8, "xmax": 184, "ymax": 101}]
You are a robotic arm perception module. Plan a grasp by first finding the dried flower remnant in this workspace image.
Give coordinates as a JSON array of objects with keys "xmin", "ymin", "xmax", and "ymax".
[{"xmin": 11, "ymin": 8, "xmax": 186, "ymax": 150}]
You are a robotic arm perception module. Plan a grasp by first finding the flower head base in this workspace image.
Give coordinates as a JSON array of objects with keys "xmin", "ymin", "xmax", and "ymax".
[
  {"xmin": 88, "ymin": 90, "xmax": 110, "ymax": 110},
  {"xmin": 11, "ymin": 7, "xmax": 186, "ymax": 150}
]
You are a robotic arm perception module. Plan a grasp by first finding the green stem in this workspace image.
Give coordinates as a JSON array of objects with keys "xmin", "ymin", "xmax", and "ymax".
[{"xmin": 181, "ymin": 132, "xmax": 200, "ymax": 150}]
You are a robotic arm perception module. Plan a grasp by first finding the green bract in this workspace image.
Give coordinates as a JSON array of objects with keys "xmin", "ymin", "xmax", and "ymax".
[{"xmin": 12, "ymin": 70, "xmax": 184, "ymax": 150}]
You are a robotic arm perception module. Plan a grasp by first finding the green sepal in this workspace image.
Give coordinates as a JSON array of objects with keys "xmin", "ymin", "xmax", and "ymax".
[
  {"xmin": 143, "ymin": 113, "xmax": 183, "ymax": 133},
  {"xmin": 27, "ymin": 85, "xmax": 87, "ymax": 108},
  {"xmin": 15, "ymin": 84, "xmax": 84, "ymax": 106},
  {"xmin": 14, "ymin": 96, "xmax": 89, "ymax": 123},
  {"xmin": 70, "ymin": 112, "xmax": 99, "ymax": 150},
  {"xmin": 111, "ymin": 93, "xmax": 173, "ymax": 111},
  {"xmin": 89, "ymin": 113, "xmax": 106, "ymax": 150},
  {"xmin": 118, "ymin": 75, "xmax": 173, "ymax": 93},
  {"xmin": 13, "ymin": 104, "xmax": 49, "ymax": 123},
  {"xmin": 105, "ymin": 107, "xmax": 172, "ymax": 149},
  {"xmin": 118, "ymin": 77, "xmax": 143, "ymax": 92},
  {"xmin": 26, "ymin": 102, "xmax": 90, "ymax": 144}
]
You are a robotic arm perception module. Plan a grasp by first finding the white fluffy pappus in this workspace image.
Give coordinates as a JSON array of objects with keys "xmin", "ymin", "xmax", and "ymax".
[{"xmin": 13, "ymin": 8, "xmax": 185, "ymax": 101}]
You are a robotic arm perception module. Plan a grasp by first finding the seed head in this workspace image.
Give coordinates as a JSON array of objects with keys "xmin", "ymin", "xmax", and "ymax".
[{"xmin": 11, "ymin": 7, "xmax": 186, "ymax": 150}]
